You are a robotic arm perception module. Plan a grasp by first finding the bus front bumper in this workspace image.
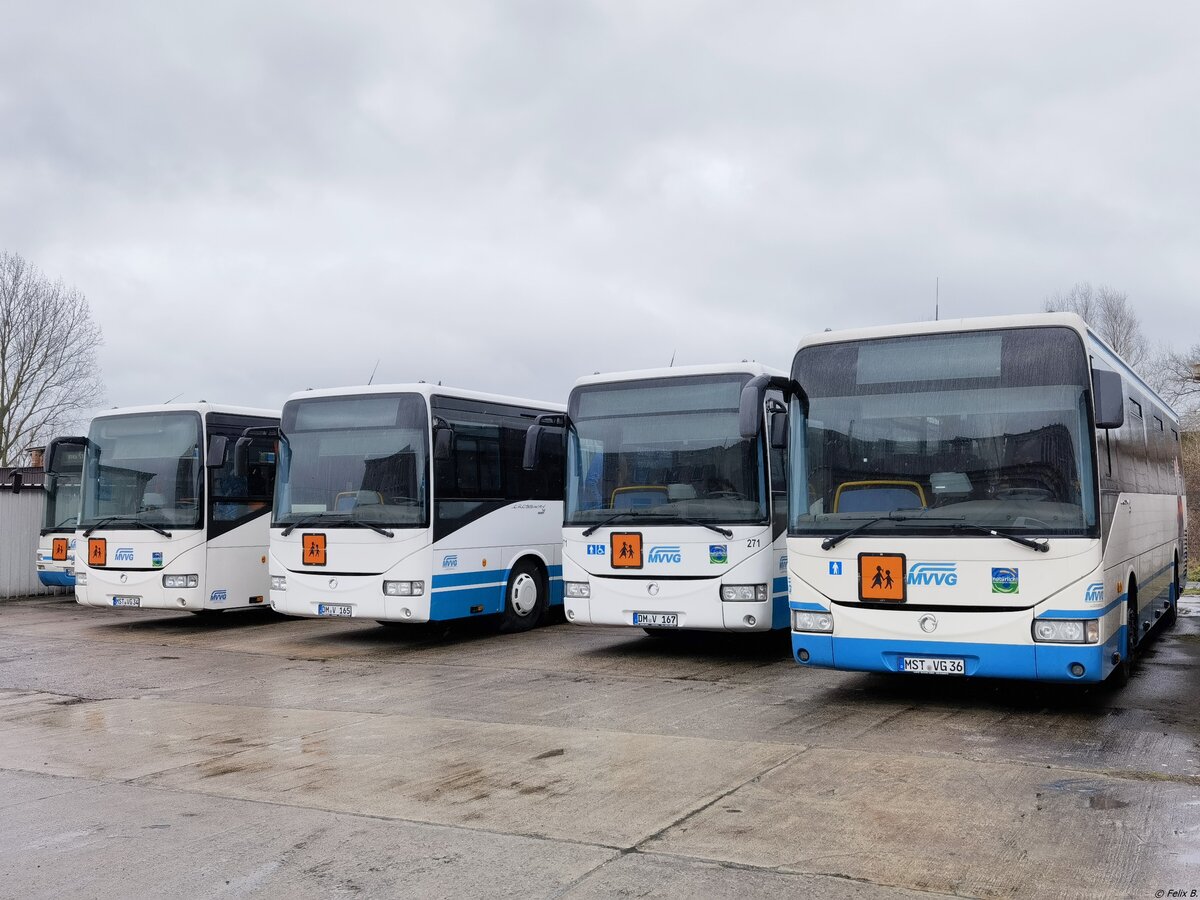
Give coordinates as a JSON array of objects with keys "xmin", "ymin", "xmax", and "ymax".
[
  {"xmin": 791, "ymin": 632, "xmax": 1122, "ymax": 683},
  {"xmin": 568, "ymin": 577, "xmax": 783, "ymax": 632}
]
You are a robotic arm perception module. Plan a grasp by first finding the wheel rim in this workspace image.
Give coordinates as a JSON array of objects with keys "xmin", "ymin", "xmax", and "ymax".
[{"xmin": 510, "ymin": 573, "xmax": 538, "ymax": 617}]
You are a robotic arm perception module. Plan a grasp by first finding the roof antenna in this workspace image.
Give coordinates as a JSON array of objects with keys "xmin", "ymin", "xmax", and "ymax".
[
  {"xmin": 669, "ymin": 349, "xmax": 676, "ymax": 367},
  {"xmin": 367, "ymin": 359, "xmax": 380, "ymax": 385},
  {"xmin": 935, "ymin": 276, "xmax": 939, "ymax": 321},
  {"xmin": 163, "ymin": 391, "xmax": 184, "ymax": 403}
]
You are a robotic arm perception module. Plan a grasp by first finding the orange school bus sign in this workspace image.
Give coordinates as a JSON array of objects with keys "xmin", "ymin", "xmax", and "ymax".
[{"xmin": 858, "ymin": 552, "xmax": 906, "ymax": 602}]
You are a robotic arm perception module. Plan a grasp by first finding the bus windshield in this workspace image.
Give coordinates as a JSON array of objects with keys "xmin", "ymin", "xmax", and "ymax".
[
  {"xmin": 43, "ymin": 443, "xmax": 85, "ymax": 532},
  {"xmin": 790, "ymin": 326, "xmax": 1098, "ymax": 537},
  {"xmin": 80, "ymin": 412, "xmax": 204, "ymax": 530},
  {"xmin": 565, "ymin": 375, "xmax": 768, "ymax": 527},
  {"xmin": 274, "ymin": 393, "xmax": 429, "ymax": 529}
]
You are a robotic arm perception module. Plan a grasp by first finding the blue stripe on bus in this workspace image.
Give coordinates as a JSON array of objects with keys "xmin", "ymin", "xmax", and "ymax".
[
  {"xmin": 772, "ymin": 576, "xmax": 788, "ymax": 594},
  {"xmin": 429, "ymin": 585, "xmax": 506, "ymax": 620},
  {"xmin": 1040, "ymin": 560, "xmax": 1176, "ymax": 619},
  {"xmin": 38, "ymin": 572, "xmax": 76, "ymax": 588},
  {"xmin": 433, "ymin": 569, "xmax": 508, "ymax": 589},
  {"xmin": 789, "ymin": 600, "xmax": 830, "ymax": 612},
  {"xmin": 791, "ymin": 632, "xmax": 1122, "ymax": 683}
]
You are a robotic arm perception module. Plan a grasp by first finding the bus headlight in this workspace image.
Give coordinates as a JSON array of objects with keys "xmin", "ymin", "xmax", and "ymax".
[
  {"xmin": 1032, "ymin": 619, "xmax": 1099, "ymax": 644},
  {"xmin": 722, "ymin": 584, "xmax": 768, "ymax": 602},
  {"xmin": 162, "ymin": 574, "xmax": 199, "ymax": 588},
  {"xmin": 792, "ymin": 610, "xmax": 834, "ymax": 632},
  {"xmin": 271, "ymin": 575, "xmax": 287, "ymax": 591},
  {"xmin": 75, "ymin": 570, "xmax": 87, "ymax": 585},
  {"xmin": 564, "ymin": 582, "xmax": 590, "ymax": 598},
  {"xmin": 383, "ymin": 580, "xmax": 425, "ymax": 596}
]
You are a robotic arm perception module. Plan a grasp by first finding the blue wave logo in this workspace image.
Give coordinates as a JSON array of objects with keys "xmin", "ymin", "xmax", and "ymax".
[
  {"xmin": 1084, "ymin": 582, "xmax": 1104, "ymax": 604},
  {"xmin": 991, "ymin": 567, "xmax": 1019, "ymax": 594},
  {"xmin": 114, "ymin": 547, "xmax": 134, "ymax": 562},
  {"xmin": 210, "ymin": 589, "xmax": 228, "ymax": 602},
  {"xmin": 648, "ymin": 545, "xmax": 682, "ymax": 564},
  {"xmin": 907, "ymin": 562, "xmax": 958, "ymax": 587},
  {"xmin": 443, "ymin": 554, "xmax": 458, "ymax": 568}
]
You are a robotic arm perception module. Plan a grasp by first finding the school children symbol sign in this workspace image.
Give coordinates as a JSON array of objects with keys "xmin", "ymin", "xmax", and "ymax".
[
  {"xmin": 858, "ymin": 552, "xmax": 906, "ymax": 602},
  {"xmin": 610, "ymin": 532, "xmax": 643, "ymax": 569}
]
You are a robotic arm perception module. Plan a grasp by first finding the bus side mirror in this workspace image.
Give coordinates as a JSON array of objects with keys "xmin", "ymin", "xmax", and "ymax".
[
  {"xmin": 523, "ymin": 414, "xmax": 566, "ymax": 470},
  {"xmin": 769, "ymin": 409, "xmax": 788, "ymax": 450},
  {"xmin": 233, "ymin": 437, "xmax": 250, "ymax": 477},
  {"xmin": 9, "ymin": 471, "xmax": 23, "ymax": 495},
  {"xmin": 738, "ymin": 375, "xmax": 770, "ymax": 439},
  {"xmin": 433, "ymin": 422, "xmax": 454, "ymax": 461},
  {"xmin": 1092, "ymin": 368, "xmax": 1124, "ymax": 429},
  {"xmin": 45, "ymin": 436, "xmax": 86, "ymax": 476},
  {"xmin": 206, "ymin": 435, "xmax": 229, "ymax": 468}
]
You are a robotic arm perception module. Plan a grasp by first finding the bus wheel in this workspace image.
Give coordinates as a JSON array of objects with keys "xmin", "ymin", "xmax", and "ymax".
[
  {"xmin": 1111, "ymin": 582, "xmax": 1139, "ymax": 686},
  {"xmin": 500, "ymin": 561, "xmax": 547, "ymax": 633},
  {"xmin": 1163, "ymin": 556, "xmax": 1180, "ymax": 630}
]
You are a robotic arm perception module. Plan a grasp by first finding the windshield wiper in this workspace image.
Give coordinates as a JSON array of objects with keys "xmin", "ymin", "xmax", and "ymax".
[
  {"xmin": 343, "ymin": 518, "xmax": 395, "ymax": 538},
  {"xmin": 820, "ymin": 513, "xmax": 963, "ymax": 551},
  {"xmin": 281, "ymin": 512, "xmax": 347, "ymax": 537},
  {"xmin": 82, "ymin": 515, "xmax": 172, "ymax": 539},
  {"xmin": 581, "ymin": 510, "xmax": 733, "ymax": 538},
  {"xmin": 949, "ymin": 522, "xmax": 1050, "ymax": 552}
]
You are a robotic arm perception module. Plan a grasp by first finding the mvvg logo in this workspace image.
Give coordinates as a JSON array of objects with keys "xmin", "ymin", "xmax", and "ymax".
[
  {"xmin": 1084, "ymin": 582, "xmax": 1104, "ymax": 604},
  {"xmin": 210, "ymin": 589, "xmax": 228, "ymax": 602},
  {"xmin": 647, "ymin": 545, "xmax": 682, "ymax": 564},
  {"xmin": 443, "ymin": 554, "xmax": 459, "ymax": 568},
  {"xmin": 114, "ymin": 547, "xmax": 135, "ymax": 562},
  {"xmin": 907, "ymin": 562, "xmax": 958, "ymax": 586}
]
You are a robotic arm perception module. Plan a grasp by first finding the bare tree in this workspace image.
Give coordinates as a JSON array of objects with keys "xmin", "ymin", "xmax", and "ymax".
[
  {"xmin": 1152, "ymin": 342, "xmax": 1200, "ymax": 428},
  {"xmin": 1044, "ymin": 282, "xmax": 1149, "ymax": 367},
  {"xmin": 0, "ymin": 250, "xmax": 104, "ymax": 465}
]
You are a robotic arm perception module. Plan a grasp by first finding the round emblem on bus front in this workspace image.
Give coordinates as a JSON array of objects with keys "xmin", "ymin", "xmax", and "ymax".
[
  {"xmin": 119, "ymin": 574, "xmax": 127, "ymax": 584},
  {"xmin": 918, "ymin": 614, "xmax": 938, "ymax": 633},
  {"xmin": 329, "ymin": 578, "xmax": 338, "ymax": 590},
  {"xmin": 647, "ymin": 583, "xmax": 660, "ymax": 596}
]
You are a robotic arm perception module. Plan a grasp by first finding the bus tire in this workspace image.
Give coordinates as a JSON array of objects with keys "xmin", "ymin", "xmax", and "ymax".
[
  {"xmin": 1163, "ymin": 556, "xmax": 1180, "ymax": 630},
  {"xmin": 1110, "ymin": 578, "xmax": 1139, "ymax": 686},
  {"xmin": 500, "ymin": 560, "xmax": 547, "ymax": 633}
]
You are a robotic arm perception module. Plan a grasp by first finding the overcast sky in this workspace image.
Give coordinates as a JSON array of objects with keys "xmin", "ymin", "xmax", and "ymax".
[{"xmin": 2, "ymin": 2, "xmax": 1197, "ymax": 417}]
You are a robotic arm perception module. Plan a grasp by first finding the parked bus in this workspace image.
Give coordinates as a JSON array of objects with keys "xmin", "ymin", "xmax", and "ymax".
[
  {"xmin": 786, "ymin": 313, "xmax": 1185, "ymax": 683},
  {"xmin": 545, "ymin": 364, "xmax": 792, "ymax": 634},
  {"xmin": 36, "ymin": 436, "xmax": 86, "ymax": 588},
  {"xmin": 75, "ymin": 403, "xmax": 279, "ymax": 613},
  {"xmin": 269, "ymin": 385, "xmax": 565, "ymax": 631}
]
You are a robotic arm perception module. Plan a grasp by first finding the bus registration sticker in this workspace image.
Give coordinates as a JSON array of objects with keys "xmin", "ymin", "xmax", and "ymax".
[
  {"xmin": 88, "ymin": 538, "xmax": 107, "ymax": 567},
  {"xmin": 52, "ymin": 538, "xmax": 69, "ymax": 561},
  {"xmin": 301, "ymin": 533, "xmax": 327, "ymax": 567},
  {"xmin": 611, "ymin": 532, "xmax": 643, "ymax": 569},
  {"xmin": 858, "ymin": 552, "xmax": 906, "ymax": 602}
]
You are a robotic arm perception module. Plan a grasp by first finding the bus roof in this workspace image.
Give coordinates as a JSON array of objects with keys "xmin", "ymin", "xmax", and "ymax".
[
  {"xmin": 794, "ymin": 312, "xmax": 1177, "ymax": 419},
  {"xmin": 282, "ymin": 383, "xmax": 566, "ymax": 413},
  {"xmin": 90, "ymin": 402, "xmax": 279, "ymax": 420},
  {"xmin": 572, "ymin": 362, "xmax": 785, "ymax": 390}
]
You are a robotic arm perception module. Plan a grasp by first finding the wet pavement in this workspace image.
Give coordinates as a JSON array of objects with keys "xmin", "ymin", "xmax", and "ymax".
[{"xmin": 0, "ymin": 596, "xmax": 1197, "ymax": 899}]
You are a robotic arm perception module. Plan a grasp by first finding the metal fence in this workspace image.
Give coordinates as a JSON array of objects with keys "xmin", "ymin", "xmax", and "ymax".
[{"xmin": 0, "ymin": 489, "xmax": 60, "ymax": 599}]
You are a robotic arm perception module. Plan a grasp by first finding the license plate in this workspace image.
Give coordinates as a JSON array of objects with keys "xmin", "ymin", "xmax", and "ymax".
[
  {"xmin": 901, "ymin": 656, "xmax": 965, "ymax": 675},
  {"xmin": 111, "ymin": 596, "xmax": 141, "ymax": 608},
  {"xmin": 633, "ymin": 612, "xmax": 679, "ymax": 628},
  {"xmin": 317, "ymin": 603, "xmax": 353, "ymax": 617}
]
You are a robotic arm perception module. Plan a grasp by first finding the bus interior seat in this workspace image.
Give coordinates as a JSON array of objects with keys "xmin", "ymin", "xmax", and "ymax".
[
  {"xmin": 611, "ymin": 486, "xmax": 669, "ymax": 509},
  {"xmin": 667, "ymin": 483, "xmax": 697, "ymax": 501},
  {"xmin": 334, "ymin": 490, "xmax": 384, "ymax": 512}
]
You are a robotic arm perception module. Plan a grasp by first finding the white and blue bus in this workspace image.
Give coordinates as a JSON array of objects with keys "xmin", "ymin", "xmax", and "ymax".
[
  {"xmin": 269, "ymin": 385, "xmax": 565, "ymax": 631},
  {"xmin": 36, "ymin": 436, "xmax": 86, "ymax": 588},
  {"xmin": 786, "ymin": 313, "xmax": 1185, "ymax": 683},
  {"xmin": 547, "ymin": 364, "xmax": 792, "ymax": 635},
  {"xmin": 75, "ymin": 403, "xmax": 280, "ymax": 614}
]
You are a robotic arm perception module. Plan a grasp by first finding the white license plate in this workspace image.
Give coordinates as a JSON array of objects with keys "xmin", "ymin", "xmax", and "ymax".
[
  {"xmin": 901, "ymin": 656, "xmax": 965, "ymax": 675},
  {"xmin": 633, "ymin": 612, "xmax": 679, "ymax": 628},
  {"xmin": 317, "ymin": 603, "xmax": 353, "ymax": 618},
  {"xmin": 111, "ymin": 596, "xmax": 141, "ymax": 608}
]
